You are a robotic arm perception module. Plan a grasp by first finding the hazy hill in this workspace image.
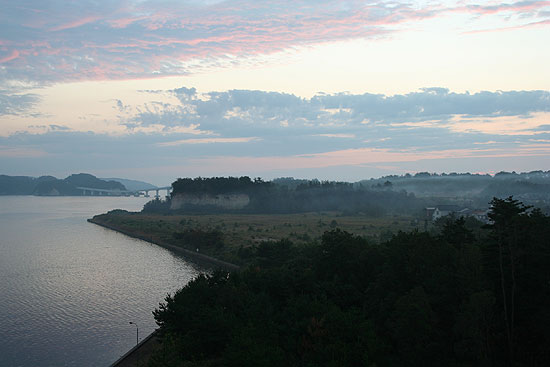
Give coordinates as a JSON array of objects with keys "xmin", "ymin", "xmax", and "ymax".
[
  {"xmin": 0, "ymin": 175, "xmax": 40, "ymax": 195},
  {"xmin": 33, "ymin": 179, "xmax": 81, "ymax": 196},
  {"xmin": 64, "ymin": 173, "xmax": 125, "ymax": 190},
  {"xmin": 361, "ymin": 170, "xmax": 550, "ymax": 207},
  {"xmin": 102, "ymin": 177, "xmax": 156, "ymax": 191},
  {"xmin": 0, "ymin": 175, "xmax": 61, "ymax": 195},
  {"xmin": 0, "ymin": 173, "xmax": 127, "ymax": 196}
]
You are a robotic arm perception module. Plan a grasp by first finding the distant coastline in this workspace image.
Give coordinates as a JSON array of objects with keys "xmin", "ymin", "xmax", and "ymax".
[{"xmin": 0, "ymin": 173, "xmax": 159, "ymax": 197}]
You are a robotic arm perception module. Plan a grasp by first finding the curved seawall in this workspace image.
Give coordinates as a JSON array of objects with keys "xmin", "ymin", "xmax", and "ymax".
[{"xmin": 87, "ymin": 218, "xmax": 240, "ymax": 271}]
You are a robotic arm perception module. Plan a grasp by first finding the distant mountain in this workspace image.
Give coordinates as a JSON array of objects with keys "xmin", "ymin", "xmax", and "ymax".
[
  {"xmin": 0, "ymin": 175, "xmax": 39, "ymax": 195},
  {"xmin": 65, "ymin": 173, "xmax": 126, "ymax": 190},
  {"xmin": 0, "ymin": 173, "xmax": 128, "ymax": 196},
  {"xmin": 101, "ymin": 177, "xmax": 157, "ymax": 191},
  {"xmin": 34, "ymin": 179, "xmax": 81, "ymax": 196}
]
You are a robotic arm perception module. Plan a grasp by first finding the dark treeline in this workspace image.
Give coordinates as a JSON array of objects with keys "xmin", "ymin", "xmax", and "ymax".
[
  {"xmin": 172, "ymin": 176, "xmax": 270, "ymax": 195},
  {"xmin": 149, "ymin": 197, "xmax": 550, "ymax": 366},
  {"xmin": 147, "ymin": 172, "xmax": 550, "ymax": 215},
  {"xmin": 152, "ymin": 176, "xmax": 422, "ymax": 215}
]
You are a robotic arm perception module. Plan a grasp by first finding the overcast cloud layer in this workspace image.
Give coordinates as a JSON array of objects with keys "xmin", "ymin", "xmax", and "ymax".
[
  {"xmin": 142, "ymin": 87, "xmax": 550, "ymax": 131},
  {"xmin": 2, "ymin": 87, "xmax": 549, "ymax": 184}
]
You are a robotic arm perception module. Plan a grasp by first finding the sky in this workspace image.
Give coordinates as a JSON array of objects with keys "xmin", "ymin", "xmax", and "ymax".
[{"xmin": 0, "ymin": 0, "xmax": 549, "ymax": 186}]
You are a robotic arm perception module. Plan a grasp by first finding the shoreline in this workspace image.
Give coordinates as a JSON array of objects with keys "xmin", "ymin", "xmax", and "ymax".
[
  {"xmin": 109, "ymin": 330, "xmax": 160, "ymax": 367},
  {"xmin": 88, "ymin": 217, "xmax": 240, "ymax": 271},
  {"xmin": 88, "ymin": 216, "xmax": 240, "ymax": 366}
]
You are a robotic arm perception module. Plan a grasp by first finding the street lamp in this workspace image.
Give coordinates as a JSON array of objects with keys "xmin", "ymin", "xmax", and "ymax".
[
  {"xmin": 129, "ymin": 322, "xmax": 139, "ymax": 367},
  {"xmin": 129, "ymin": 321, "xmax": 139, "ymax": 345}
]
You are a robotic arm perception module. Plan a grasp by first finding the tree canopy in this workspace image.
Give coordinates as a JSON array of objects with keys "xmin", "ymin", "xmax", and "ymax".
[{"xmin": 149, "ymin": 198, "xmax": 550, "ymax": 366}]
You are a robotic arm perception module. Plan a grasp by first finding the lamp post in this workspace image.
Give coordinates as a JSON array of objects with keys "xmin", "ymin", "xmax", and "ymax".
[
  {"xmin": 129, "ymin": 321, "xmax": 139, "ymax": 367},
  {"xmin": 129, "ymin": 321, "xmax": 139, "ymax": 345}
]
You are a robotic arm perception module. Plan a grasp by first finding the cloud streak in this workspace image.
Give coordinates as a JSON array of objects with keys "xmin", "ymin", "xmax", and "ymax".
[
  {"xmin": 186, "ymin": 144, "xmax": 550, "ymax": 173},
  {"xmin": 158, "ymin": 136, "xmax": 260, "ymax": 146},
  {"xmin": 458, "ymin": 0, "xmax": 550, "ymax": 15},
  {"xmin": 0, "ymin": 50, "xmax": 20, "ymax": 63},
  {"xmin": 0, "ymin": 145, "xmax": 49, "ymax": 158},
  {"xmin": 463, "ymin": 18, "xmax": 550, "ymax": 34}
]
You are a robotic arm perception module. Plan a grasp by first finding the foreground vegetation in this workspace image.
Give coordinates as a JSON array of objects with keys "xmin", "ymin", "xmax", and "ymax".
[{"xmin": 148, "ymin": 197, "xmax": 550, "ymax": 366}]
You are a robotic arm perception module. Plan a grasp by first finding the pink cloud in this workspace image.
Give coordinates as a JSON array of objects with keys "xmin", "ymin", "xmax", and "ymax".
[
  {"xmin": 2, "ymin": 0, "xmax": 549, "ymax": 83},
  {"xmin": 183, "ymin": 145, "xmax": 550, "ymax": 174},
  {"xmin": 0, "ymin": 50, "xmax": 20, "ymax": 63},
  {"xmin": 2, "ymin": 1, "xmax": 436, "ymax": 81},
  {"xmin": 50, "ymin": 15, "xmax": 102, "ymax": 32},
  {"xmin": 463, "ymin": 18, "xmax": 550, "ymax": 34},
  {"xmin": 108, "ymin": 16, "xmax": 149, "ymax": 29},
  {"xmin": 158, "ymin": 137, "xmax": 260, "ymax": 146}
]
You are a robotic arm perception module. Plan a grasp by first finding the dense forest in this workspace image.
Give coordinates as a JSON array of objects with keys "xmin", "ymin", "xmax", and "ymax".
[
  {"xmin": 146, "ymin": 172, "xmax": 550, "ymax": 216},
  {"xmin": 148, "ymin": 176, "xmax": 424, "ymax": 215},
  {"xmin": 149, "ymin": 197, "xmax": 550, "ymax": 366},
  {"xmin": 172, "ymin": 176, "xmax": 270, "ymax": 195}
]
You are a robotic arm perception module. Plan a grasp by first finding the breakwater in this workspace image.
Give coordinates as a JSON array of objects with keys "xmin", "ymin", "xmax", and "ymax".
[
  {"xmin": 88, "ymin": 216, "xmax": 240, "ymax": 366},
  {"xmin": 87, "ymin": 218, "xmax": 240, "ymax": 272}
]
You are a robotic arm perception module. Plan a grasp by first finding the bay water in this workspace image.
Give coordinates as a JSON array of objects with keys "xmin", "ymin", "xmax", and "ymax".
[{"xmin": 0, "ymin": 196, "xmax": 203, "ymax": 366}]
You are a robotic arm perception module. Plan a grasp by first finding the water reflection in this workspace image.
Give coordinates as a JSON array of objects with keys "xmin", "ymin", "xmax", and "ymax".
[{"xmin": 0, "ymin": 196, "xmax": 203, "ymax": 366}]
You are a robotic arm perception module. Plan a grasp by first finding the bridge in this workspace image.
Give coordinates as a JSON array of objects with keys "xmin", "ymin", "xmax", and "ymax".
[{"xmin": 76, "ymin": 186, "xmax": 172, "ymax": 198}]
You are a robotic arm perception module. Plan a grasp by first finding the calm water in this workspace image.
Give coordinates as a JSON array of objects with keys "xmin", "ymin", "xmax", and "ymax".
[{"xmin": 0, "ymin": 196, "xmax": 204, "ymax": 367}]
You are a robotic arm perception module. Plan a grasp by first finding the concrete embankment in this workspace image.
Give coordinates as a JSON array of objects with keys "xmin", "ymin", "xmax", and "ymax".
[
  {"xmin": 109, "ymin": 330, "xmax": 160, "ymax": 367},
  {"xmin": 89, "ymin": 216, "xmax": 240, "ymax": 366},
  {"xmin": 88, "ymin": 217, "xmax": 240, "ymax": 271}
]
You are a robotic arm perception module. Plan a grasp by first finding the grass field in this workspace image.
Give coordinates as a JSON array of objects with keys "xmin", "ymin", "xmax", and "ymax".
[{"xmin": 91, "ymin": 211, "xmax": 422, "ymax": 265}]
